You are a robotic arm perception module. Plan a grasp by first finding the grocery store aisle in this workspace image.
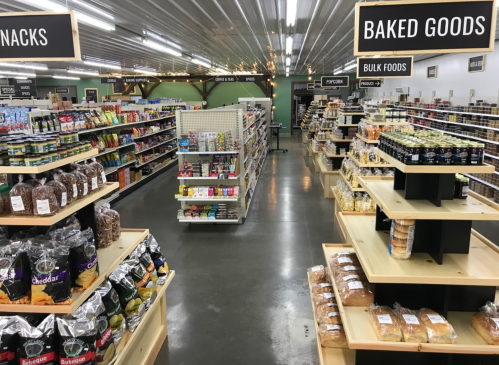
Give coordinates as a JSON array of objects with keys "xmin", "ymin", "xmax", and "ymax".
[{"xmin": 114, "ymin": 132, "xmax": 340, "ymax": 365}]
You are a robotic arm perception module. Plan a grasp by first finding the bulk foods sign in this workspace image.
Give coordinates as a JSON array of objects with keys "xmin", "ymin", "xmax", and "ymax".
[
  {"xmin": 0, "ymin": 11, "xmax": 81, "ymax": 61},
  {"xmin": 354, "ymin": 0, "xmax": 497, "ymax": 56}
]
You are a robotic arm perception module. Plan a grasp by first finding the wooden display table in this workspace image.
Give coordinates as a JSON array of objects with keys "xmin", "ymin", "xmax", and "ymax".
[{"xmin": 318, "ymin": 159, "xmax": 339, "ymax": 198}]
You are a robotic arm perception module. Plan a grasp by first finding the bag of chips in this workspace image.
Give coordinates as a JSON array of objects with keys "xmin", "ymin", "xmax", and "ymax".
[
  {"xmin": 56, "ymin": 316, "xmax": 97, "ymax": 365},
  {"xmin": 0, "ymin": 317, "xmax": 18, "ymax": 364},
  {"xmin": 95, "ymin": 280, "xmax": 126, "ymax": 345},
  {"xmin": 123, "ymin": 260, "xmax": 156, "ymax": 309},
  {"xmin": 27, "ymin": 243, "xmax": 72, "ymax": 305},
  {"xmin": 129, "ymin": 243, "xmax": 158, "ymax": 284},
  {"xmin": 68, "ymin": 228, "xmax": 99, "ymax": 291},
  {"xmin": 144, "ymin": 235, "xmax": 169, "ymax": 285},
  {"xmin": 0, "ymin": 243, "xmax": 30, "ymax": 304},
  {"xmin": 17, "ymin": 314, "xmax": 57, "ymax": 365}
]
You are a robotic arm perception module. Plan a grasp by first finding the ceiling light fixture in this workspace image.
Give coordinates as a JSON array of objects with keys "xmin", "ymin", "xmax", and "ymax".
[
  {"xmin": 133, "ymin": 67, "xmax": 158, "ymax": 75},
  {"xmin": 84, "ymin": 60, "xmax": 121, "ymax": 70},
  {"xmin": 142, "ymin": 39, "xmax": 182, "ymax": 57},
  {"xmin": 146, "ymin": 32, "xmax": 182, "ymax": 50},
  {"xmin": 67, "ymin": 69, "xmax": 99, "ymax": 76},
  {"xmin": 71, "ymin": 0, "xmax": 114, "ymax": 19},
  {"xmin": 286, "ymin": 73, "xmax": 289, "ymax": 77},
  {"xmin": 308, "ymin": 76, "xmax": 312, "ymax": 80},
  {"xmin": 53, "ymin": 75, "xmax": 80, "ymax": 80},
  {"xmin": 14, "ymin": 77, "xmax": 28, "ymax": 80},
  {"xmin": 286, "ymin": 67, "xmax": 290, "ymax": 73},
  {"xmin": 17, "ymin": 0, "xmax": 115, "ymax": 31},
  {"xmin": 286, "ymin": 36, "xmax": 293, "ymax": 55},
  {"xmin": 191, "ymin": 57, "xmax": 212, "ymax": 69},
  {"xmin": 0, "ymin": 70, "xmax": 36, "ymax": 77},
  {"xmin": 286, "ymin": 57, "xmax": 291, "ymax": 66},
  {"xmin": 334, "ymin": 69, "xmax": 343, "ymax": 75},
  {"xmin": 286, "ymin": 0, "xmax": 298, "ymax": 27},
  {"xmin": 0, "ymin": 62, "xmax": 47, "ymax": 70}
]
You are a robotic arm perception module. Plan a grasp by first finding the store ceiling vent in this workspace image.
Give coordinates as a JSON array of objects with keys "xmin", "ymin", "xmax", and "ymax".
[{"xmin": 396, "ymin": 86, "xmax": 409, "ymax": 94}]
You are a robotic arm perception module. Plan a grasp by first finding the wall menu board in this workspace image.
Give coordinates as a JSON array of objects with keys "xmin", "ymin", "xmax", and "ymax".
[
  {"xmin": 0, "ymin": 86, "xmax": 15, "ymax": 95},
  {"xmin": 0, "ymin": 11, "xmax": 81, "ymax": 61},
  {"xmin": 354, "ymin": 0, "xmax": 497, "ymax": 56},
  {"xmin": 307, "ymin": 83, "xmax": 314, "ymax": 90},
  {"xmin": 357, "ymin": 56, "xmax": 413, "ymax": 78},
  {"xmin": 427, "ymin": 66, "xmax": 438, "ymax": 78},
  {"xmin": 56, "ymin": 87, "xmax": 70, "ymax": 94},
  {"xmin": 468, "ymin": 55, "xmax": 486, "ymax": 72},
  {"xmin": 85, "ymin": 88, "xmax": 98, "ymax": 102}
]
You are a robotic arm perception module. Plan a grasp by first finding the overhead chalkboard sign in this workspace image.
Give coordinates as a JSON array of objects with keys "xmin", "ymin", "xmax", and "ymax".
[
  {"xmin": 15, "ymin": 90, "xmax": 37, "ymax": 98},
  {"xmin": 357, "ymin": 57, "xmax": 413, "ymax": 78},
  {"xmin": 468, "ymin": 55, "xmax": 486, "ymax": 72},
  {"xmin": 359, "ymin": 79, "xmax": 382, "ymax": 88},
  {"xmin": 85, "ymin": 88, "xmax": 98, "ymax": 102},
  {"xmin": 314, "ymin": 80, "xmax": 321, "ymax": 89},
  {"xmin": 427, "ymin": 66, "xmax": 438, "ymax": 79},
  {"xmin": 13, "ymin": 78, "xmax": 36, "ymax": 85},
  {"xmin": 0, "ymin": 11, "xmax": 81, "ymax": 61},
  {"xmin": 0, "ymin": 86, "xmax": 15, "ymax": 95},
  {"xmin": 321, "ymin": 76, "xmax": 349, "ymax": 88},
  {"xmin": 355, "ymin": 0, "xmax": 496, "ymax": 56},
  {"xmin": 56, "ymin": 87, "xmax": 69, "ymax": 94},
  {"xmin": 101, "ymin": 77, "xmax": 120, "ymax": 84},
  {"xmin": 307, "ymin": 83, "xmax": 314, "ymax": 90},
  {"xmin": 14, "ymin": 84, "xmax": 36, "ymax": 91},
  {"xmin": 214, "ymin": 76, "xmax": 236, "ymax": 82},
  {"xmin": 124, "ymin": 77, "xmax": 148, "ymax": 83},
  {"xmin": 237, "ymin": 75, "xmax": 263, "ymax": 82}
]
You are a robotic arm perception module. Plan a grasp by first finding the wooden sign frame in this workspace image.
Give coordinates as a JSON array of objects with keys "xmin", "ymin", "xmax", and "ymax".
[
  {"xmin": 427, "ymin": 66, "xmax": 438, "ymax": 79},
  {"xmin": 468, "ymin": 55, "xmax": 486, "ymax": 73},
  {"xmin": 354, "ymin": 0, "xmax": 497, "ymax": 56},
  {"xmin": 0, "ymin": 11, "xmax": 81, "ymax": 61}
]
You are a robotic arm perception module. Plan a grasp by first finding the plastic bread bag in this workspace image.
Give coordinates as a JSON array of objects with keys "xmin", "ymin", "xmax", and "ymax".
[
  {"xmin": 318, "ymin": 309, "xmax": 342, "ymax": 325},
  {"xmin": 9, "ymin": 174, "xmax": 34, "ymax": 215},
  {"xmin": 419, "ymin": 308, "xmax": 457, "ymax": 344},
  {"xmin": 122, "ymin": 260, "xmax": 157, "ymax": 309},
  {"xmin": 129, "ymin": 242, "xmax": 158, "ymax": 284},
  {"xmin": 101, "ymin": 203, "xmax": 121, "ymax": 242},
  {"xmin": 72, "ymin": 293, "xmax": 117, "ymax": 365},
  {"xmin": 472, "ymin": 301, "xmax": 499, "ymax": 345},
  {"xmin": 316, "ymin": 302, "xmax": 340, "ymax": 318},
  {"xmin": 32, "ymin": 178, "xmax": 60, "ymax": 216},
  {"xmin": 17, "ymin": 314, "xmax": 57, "ymax": 365},
  {"xmin": 329, "ymin": 252, "xmax": 359, "ymax": 272},
  {"xmin": 369, "ymin": 304, "xmax": 403, "ymax": 342},
  {"xmin": 26, "ymin": 174, "xmax": 42, "ymax": 188},
  {"xmin": 390, "ymin": 219, "xmax": 416, "ymax": 260},
  {"xmin": 338, "ymin": 281, "xmax": 374, "ymax": 307},
  {"xmin": 27, "ymin": 243, "xmax": 72, "ymax": 305},
  {"xmin": 108, "ymin": 265, "xmax": 144, "ymax": 333},
  {"xmin": 393, "ymin": 302, "xmax": 428, "ymax": 343},
  {"xmin": 0, "ymin": 243, "xmax": 30, "ymax": 304},
  {"xmin": 89, "ymin": 157, "xmax": 106, "ymax": 188},
  {"xmin": 311, "ymin": 282, "xmax": 333, "ymax": 295},
  {"xmin": 312, "ymin": 292, "xmax": 336, "ymax": 308},
  {"xmin": 355, "ymin": 192, "xmax": 363, "ymax": 212},
  {"xmin": 68, "ymin": 228, "xmax": 99, "ymax": 291},
  {"xmin": 96, "ymin": 208, "xmax": 113, "ymax": 248},
  {"xmin": 54, "ymin": 169, "xmax": 77, "ymax": 204},
  {"xmin": 318, "ymin": 324, "xmax": 347, "ymax": 348},
  {"xmin": 307, "ymin": 265, "xmax": 326, "ymax": 283},
  {"xmin": 46, "ymin": 178, "xmax": 68, "ymax": 208},
  {"xmin": 143, "ymin": 235, "xmax": 169, "ymax": 285},
  {"xmin": 0, "ymin": 317, "xmax": 17, "ymax": 364},
  {"xmin": 95, "ymin": 280, "xmax": 126, "ymax": 345},
  {"xmin": 340, "ymin": 191, "xmax": 355, "ymax": 212},
  {"xmin": 335, "ymin": 271, "xmax": 367, "ymax": 287},
  {"xmin": 56, "ymin": 316, "xmax": 97, "ymax": 365}
]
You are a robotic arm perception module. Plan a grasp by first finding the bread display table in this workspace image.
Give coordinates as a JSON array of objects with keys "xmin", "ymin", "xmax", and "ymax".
[{"xmin": 318, "ymin": 158, "xmax": 340, "ymax": 198}]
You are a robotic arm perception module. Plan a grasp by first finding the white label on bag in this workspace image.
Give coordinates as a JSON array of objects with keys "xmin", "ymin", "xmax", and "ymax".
[
  {"xmin": 337, "ymin": 257, "xmax": 352, "ymax": 264},
  {"xmin": 320, "ymin": 283, "xmax": 332, "ymax": 288},
  {"xmin": 36, "ymin": 199, "xmax": 50, "ymax": 214},
  {"xmin": 491, "ymin": 318, "xmax": 499, "ymax": 327},
  {"xmin": 427, "ymin": 314, "xmax": 445, "ymax": 324},
  {"xmin": 326, "ymin": 303, "xmax": 337, "ymax": 307},
  {"xmin": 326, "ymin": 325, "xmax": 342, "ymax": 331},
  {"xmin": 337, "ymin": 251, "xmax": 351, "ymax": 256},
  {"xmin": 91, "ymin": 177, "xmax": 98, "ymax": 190},
  {"xmin": 402, "ymin": 314, "xmax": 420, "ymax": 325},
  {"xmin": 101, "ymin": 171, "xmax": 107, "ymax": 184},
  {"xmin": 83, "ymin": 183, "xmax": 88, "ymax": 195},
  {"xmin": 73, "ymin": 184, "xmax": 78, "ymax": 198},
  {"xmin": 323, "ymin": 293, "xmax": 335, "ymax": 299},
  {"xmin": 343, "ymin": 266, "xmax": 358, "ymax": 271},
  {"xmin": 10, "ymin": 196, "xmax": 24, "ymax": 211},
  {"xmin": 347, "ymin": 281, "xmax": 364, "ymax": 290},
  {"xmin": 363, "ymin": 202, "xmax": 371, "ymax": 210},
  {"xmin": 377, "ymin": 314, "xmax": 393, "ymax": 324},
  {"xmin": 311, "ymin": 266, "xmax": 321, "ymax": 272},
  {"xmin": 328, "ymin": 312, "xmax": 340, "ymax": 317},
  {"xmin": 342, "ymin": 275, "xmax": 359, "ymax": 282},
  {"xmin": 61, "ymin": 192, "xmax": 67, "ymax": 207}
]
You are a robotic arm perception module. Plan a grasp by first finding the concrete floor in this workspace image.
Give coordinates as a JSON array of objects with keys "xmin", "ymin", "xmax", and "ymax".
[{"xmin": 113, "ymin": 132, "xmax": 499, "ymax": 365}]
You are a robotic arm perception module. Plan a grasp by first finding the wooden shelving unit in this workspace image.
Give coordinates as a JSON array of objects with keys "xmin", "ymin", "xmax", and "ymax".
[
  {"xmin": 339, "ymin": 111, "xmax": 365, "ymax": 116},
  {"xmin": 334, "ymin": 198, "xmax": 375, "ymax": 217},
  {"xmin": 329, "ymin": 136, "xmax": 353, "ymax": 143},
  {"xmin": 364, "ymin": 119, "xmax": 409, "ymax": 126},
  {"xmin": 339, "ymin": 170, "xmax": 364, "ymax": 192},
  {"xmin": 318, "ymin": 159, "xmax": 340, "ymax": 199},
  {"xmin": 348, "ymin": 153, "xmax": 392, "ymax": 168},
  {"xmin": 355, "ymin": 134, "xmax": 379, "ymax": 144},
  {"xmin": 322, "ymin": 148, "xmax": 346, "ymax": 158}
]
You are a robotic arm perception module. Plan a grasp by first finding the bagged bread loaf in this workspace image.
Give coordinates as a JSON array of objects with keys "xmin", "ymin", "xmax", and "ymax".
[
  {"xmin": 338, "ymin": 281, "xmax": 374, "ymax": 307},
  {"xmin": 316, "ymin": 302, "xmax": 339, "ymax": 318},
  {"xmin": 307, "ymin": 265, "xmax": 326, "ymax": 283},
  {"xmin": 313, "ymin": 292, "xmax": 336, "ymax": 308},
  {"xmin": 311, "ymin": 282, "xmax": 333, "ymax": 295},
  {"xmin": 472, "ymin": 302, "xmax": 499, "ymax": 345},
  {"xmin": 335, "ymin": 272, "xmax": 368, "ymax": 286},
  {"xmin": 419, "ymin": 309, "xmax": 457, "ymax": 344},
  {"xmin": 318, "ymin": 324, "xmax": 347, "ymax": 348},
  {"xmin": 318, "ymin": 310, "xmax": 342, "ymax": 325},
  {"xmin": 369, "ymin": 304, "xmax": 402, "ymax": 342},
  {"xmin": 393, "ymin": 302, "xmax": 427, "ymax": 343}
]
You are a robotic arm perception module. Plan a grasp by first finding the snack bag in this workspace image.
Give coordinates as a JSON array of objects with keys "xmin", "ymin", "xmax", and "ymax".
[
  {"xmin": 17, "ymin": 314, "xmax": 57, "ymax": 365},
  {"xmin": 96, "ymin": 209, "xmax": 113, "ymax": 248},
  {"xmin": 0, "ymin": 243, "xmax": 30, "ymax": 304},
  {"xmin": 101, "ymin": 204, "xmax": 120, "ymax": 241},
  {"xmin": 0, "ymin": 317, "xmax": 17, "ymax": 364},
  {"xmin": 89, "ymin": 158, "xmax": 107, "ymax": 188},
  {"xmin": 129, "ymin": 243, "xmax": 158, "ymax": 284},
  {"xmin": 123, "ymin": 260, "xmax": 156, "ymax": 308},
  {"xmin": 95, "ymin": 280, "xmax": 126, "ymax": 345},
  {"xmin": 56, "ymin": 317, "xmax": 97, "ymax": 365},
  {"xmin": 68, "ymin": 228, "xmax": 99, "ymax": 291},
  {"xmin": 54, "ymin": 170, "xmax": 77, "ymax": 205},
  {"xmin": 32, "ymin": 178, "xmax": 60, "ymax": 216},
  {"xmin": 143, "ymin": 235, "xmax": 169, "ymax": 285},
  {"xmin": 46, "ymin": 179, "xmax": 68, "ymax": 208},
  {"xmin": 9, "ymin": 175, "xmax": 34, "ymax": 215}
]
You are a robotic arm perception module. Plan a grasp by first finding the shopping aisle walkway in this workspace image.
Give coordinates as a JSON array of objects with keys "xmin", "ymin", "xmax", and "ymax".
[{"xmin": 114, "ymin": 133, "xmax": 340, "ymax": 365}]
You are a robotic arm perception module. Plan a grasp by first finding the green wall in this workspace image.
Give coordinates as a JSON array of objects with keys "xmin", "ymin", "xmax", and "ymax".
[{"xmin": 206, "ymin": 81, "xmax": 265, "ymax": 107}]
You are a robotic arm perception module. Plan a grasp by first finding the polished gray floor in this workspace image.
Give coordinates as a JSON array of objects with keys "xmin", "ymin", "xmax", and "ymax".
[{"xmin": 114, "ymin": 134, "xmax": 338, "ymax": 365}]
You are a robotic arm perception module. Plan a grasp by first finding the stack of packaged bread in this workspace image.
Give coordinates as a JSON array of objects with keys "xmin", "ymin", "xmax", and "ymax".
[
  {"xmin": 369, "ymin": 303, "xmax": 457, "ymax": 343},
  {"xmin": 329, "ymin": 251, "xmax": 374, "ymax": 307},
  {"xmin": 472, "ymin": 302, "xmax": 499, "ymax": 345},
  {"xmin": 308, "ymin": 265, "xmax": 347, "ymax": 348},
  {"xmin": 389, "ymin": 219, "xmax": 416, "ymax": 260}
]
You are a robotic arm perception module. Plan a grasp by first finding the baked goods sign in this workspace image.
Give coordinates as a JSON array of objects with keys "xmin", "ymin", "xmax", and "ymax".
[{"xmin": 354, "ymin": 0, "xmax": 497, "ymax": 56}]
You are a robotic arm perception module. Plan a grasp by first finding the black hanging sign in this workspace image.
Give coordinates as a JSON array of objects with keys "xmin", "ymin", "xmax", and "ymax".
[
  {"xmin": 314, "ymin": 80, "xmax": 322, "ymax": 89},
  {"xmin": 56, "ymin": 87, "xmax": 69, "ymax": 94},
  {"xmin": 101, "ymin": 77, "xmax": 120, "ymax": 84},
  {"xmin": 0, "ymin": 11, "xmax": 81, "ymax": 61},
  {"xmin": 237, "ymin": 75, "xmax": 263, "ymax": 82},
  {"xmin": 14, "ymin": 84, "xmax": 36, "ymax": 91},
  {"xmin": 354, "ymin": 0, "xmax": 497, "ymax": 56},
  {"xmin": 427, "ymin": 66, "xmax": 438, "ymax": 78},
  {"xmin": 321, "ymin": 76, "xmax": 349, "ymax": 88},
  {"xmin": 359, "ymin": 79, "xmax": 382, "ymax": 88},
  {"xmin": 85, "ymin": 88, "xmax": 98, "ymax": 102},
  {"xmin": 214, "ymin": 76, "xmax": 236, "ymax": 82},
  {"xmin": 13, "ymin": 78, "xmax": 36, "ymax": 85},
  {"xmin": 357, "ymin": 57, "xmax": 413, "ymax": 78},
  {"xmin": 307, "ymin": 83, "xmax": 314, "ymax": 90},
  {"xmin": 15, "ymin": 90, "xmax": 37, "ymax": 98},
  {"xmin": 124, "ymin": 77, "xmax": 148, "ymax": 83},
  {"xmin": 468, "ymin": 55, "xmax": 485, "ymax": 72},
  {"xmin": 0, "ymin": 86, "xmax": 15, "ymax": 95}
]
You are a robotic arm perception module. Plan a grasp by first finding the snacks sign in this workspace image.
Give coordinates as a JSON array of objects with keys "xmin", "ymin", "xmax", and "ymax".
[
  {"xmin": 0, "ymin": 11, "xmax": 81, "ymax": 61},
  {"xmin": 354, "ymin": 0, "xmax": 497, "ymax": 56}
]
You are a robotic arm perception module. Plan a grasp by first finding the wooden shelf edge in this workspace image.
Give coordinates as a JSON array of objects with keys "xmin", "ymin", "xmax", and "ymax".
[
  {"xmin": 339, "ymin": 170, "xmax": 365, "ymax": 192},
  {"xmin": 348, "ymin": 152, "xmax": 392, "ymax": 168},
  {"xmin": 355, "ymin": 134, "xmax": 379, "ymax": 144}
]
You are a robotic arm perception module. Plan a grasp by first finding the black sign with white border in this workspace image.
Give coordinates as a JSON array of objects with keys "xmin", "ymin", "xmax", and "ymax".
[
  {"xmin": 427, "ymin": 66, "xmax": 438, "ymax": 78},
  {"xmin": 314, "ymin": 80, "xmax": 321, "ymax": 89},
  {"xmin": 357, "ymin": 57, "xmax": 413, "ymax": 78},
  {"xmin": 214, "ymin": 76, "xmax": 236, "ymax": 82},
  {"xmin": 14, "ymin": 84, "xmax": 36, "ymax": 91},
  {"xmin": 101, "ymin": 77, "xmax": 120, "ymax": 84},
  {"xmin": 359, "ymin": 79, "xmax": 382, "ymax": 88},
  {"xmin": 13, "ymin": 78, "xmax": 36, "ymax": 85},
  {"xmin": 85, "ymin": 88, "xmax": 98, "ymax": 102},
  {"xmin": 0, "ymin": 86, "xmax": 15, "ymax": 95},
  {"xmin": 56, "ymin": 87, "xmax": 69, "ymax": 94},
  {"xmin": 237, "ymin": 75, "xmax": 263, "ymax": 82},
  {"xmin": 15, "ymin": 90, "xmax": 37, "ymax": 98},
  {"xmin": 124, "ymin": 77, "xmax": 148, "ymax": 83},
  {"xmin": 0, "ymin": 11, "xmax": 81, "ymax": 61},
  {"xmin": 307, "ymin": 83, "xmax": 314, "ymax": 90},
  {"xmin": 355, "ymin": 0, "xmax": 497, "ymax": 56},
  {"xmin": 468, "ymin": 55, "xmax": 486, "ymax": 72},
  {"xmin": 321, "ymin": 76, "xmax": 349, "ymax": 88}
]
